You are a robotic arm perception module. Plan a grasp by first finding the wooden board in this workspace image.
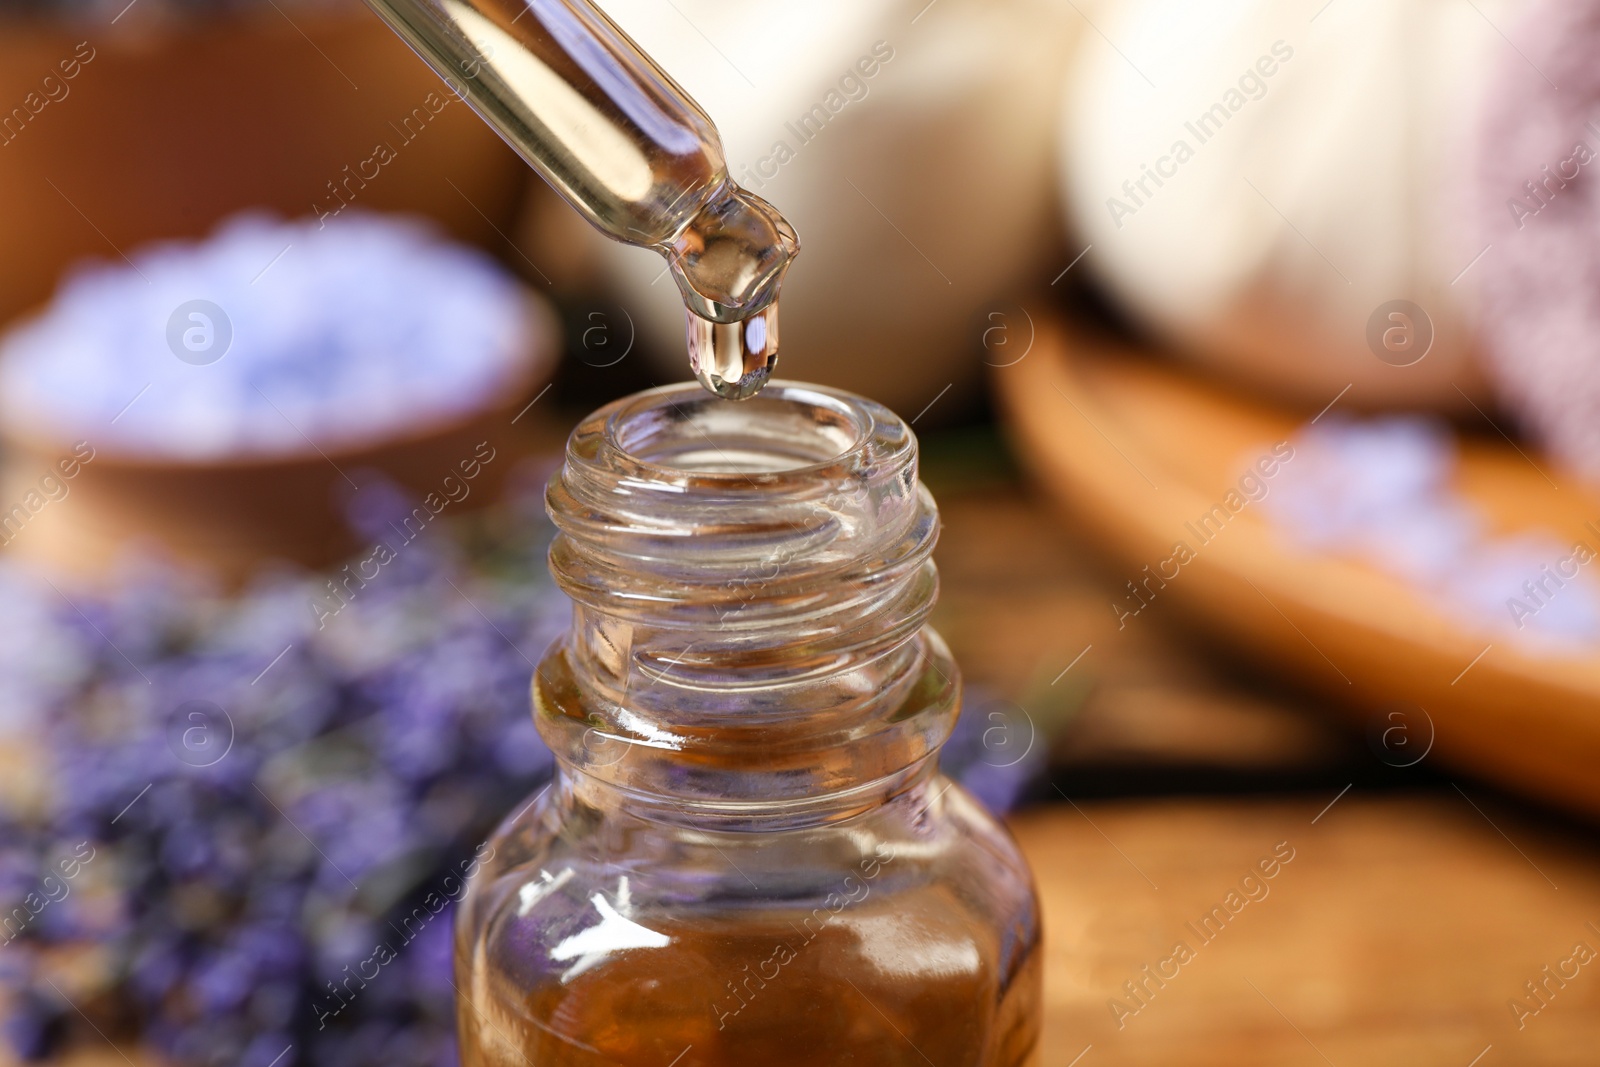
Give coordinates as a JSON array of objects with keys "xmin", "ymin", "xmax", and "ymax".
[
  {"xmin": 1012, "ymin": 795, "xmax": 1600, "ymax": 1066},
  {"xmin": 993, "ymin": 318, "xmax": 1600, "ymax": 818}
]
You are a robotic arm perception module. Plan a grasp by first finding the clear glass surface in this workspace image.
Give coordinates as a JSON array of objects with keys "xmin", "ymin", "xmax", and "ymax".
[{"xmin": 455, "ymin": 383, "xmax": 1042, "ymax": 1066}]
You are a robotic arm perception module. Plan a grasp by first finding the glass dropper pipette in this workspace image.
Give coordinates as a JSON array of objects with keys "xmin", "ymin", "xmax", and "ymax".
[{"xmin": 360, "ymin": 0, "xmax": 799, "ymax": 399}]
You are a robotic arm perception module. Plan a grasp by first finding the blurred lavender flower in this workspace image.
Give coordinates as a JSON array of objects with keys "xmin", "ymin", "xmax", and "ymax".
[{"xmin": 0, "ymin": 475, "xmax": 564, "ymax": 1067}]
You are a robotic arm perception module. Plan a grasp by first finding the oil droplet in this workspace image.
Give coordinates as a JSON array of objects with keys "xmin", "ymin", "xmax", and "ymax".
[{"xmin": 687, "ymin": 301, "xmax": 780, "ymax": 400}]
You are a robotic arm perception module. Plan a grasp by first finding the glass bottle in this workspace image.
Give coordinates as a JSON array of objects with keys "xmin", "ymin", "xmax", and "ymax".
[{"xmin": 454, "ymin": 382, "xmax": 1042, "ymax": 1066}]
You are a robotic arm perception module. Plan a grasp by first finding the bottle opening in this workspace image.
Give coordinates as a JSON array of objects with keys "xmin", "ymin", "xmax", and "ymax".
[
  {"xmin": 606, "ymin": 383, "xmax": 870, "ymax": 475},
  {"xmin": 551, "ymin": 379, "xmax": 925, "ymax": 594}
]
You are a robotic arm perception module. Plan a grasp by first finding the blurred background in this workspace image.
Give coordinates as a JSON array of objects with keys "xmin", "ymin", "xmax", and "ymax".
[{"xmin": 2, "ymin": 0, "xmax": 1599, "ymax": 1064}]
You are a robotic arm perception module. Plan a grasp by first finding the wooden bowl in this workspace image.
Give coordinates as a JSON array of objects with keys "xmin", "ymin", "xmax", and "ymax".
[
  {"xmin": 0, "ymin": 294, "xmax": 562, "ymax": 580},
  {"xmin": 994, "ymin": 312, "xmax": 1600, "ymax": 819},
  {"xmin": 0, "ymin": 9, "xmax": 529, "ymax": 328}
]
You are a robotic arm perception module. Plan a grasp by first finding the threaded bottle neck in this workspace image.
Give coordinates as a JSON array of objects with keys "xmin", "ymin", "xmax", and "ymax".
[{"xmin": 538, "ymin": 382, "xmax": 956, "ymax": 827}]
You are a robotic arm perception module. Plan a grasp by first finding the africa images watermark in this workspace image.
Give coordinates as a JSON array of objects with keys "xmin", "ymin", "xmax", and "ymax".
[
  {"xmin": 703, "ymin": 488, "xmax": 855, "ymax": 627},
  {"xmin": 733, "ymin": 41, "xmax": 896, "ymax": 193},
  {"xmin": 1506, "ymin": 131, "xmax": 1598, "ymax": 231},
  {"xmin": 1, "ymin": 842, "xmax": 98, "ymax": 947},
  {"xmin": 1504, "ymin": 522, "xmax": 1600, "ymax": 632},
  {"xmin": 314, "ymin": 34, "xmax": 496, "ymax": 226},
  {"xmin": 0, "ymin": 440, "xmax": 97, "ymax": 547},
  {"xmin": 1104, "ymin": 39, "xmax": 1295, "ymax": 230},
  {"xmin": 1, "ymin": 41, "xmax": 96, "ymax": 148},
  {"xmin": 1113, "ymin": 441, "xmax": 1295, "ymax": 628},
  {"xmin": 1507, "ymin": 926, "xmax": 1599, "ymax": 1030},
  {"xmin": 309, "ymin": 440, "xmax": 498, "ymax": 629},
  {"xmin": 1108, "ymin": 840, "xmax": 1296, "ymax": 1029},
  {"xmin": 313, "ymin": 83, "xmax": 463, "ymax": 227},
  {"xmin": 710, "ymin": 842, "xmax": 896, "ymax": 1030},
  {"xmin": 312, "ymin": 842, "xmax": 494, "ymax": 1029}
]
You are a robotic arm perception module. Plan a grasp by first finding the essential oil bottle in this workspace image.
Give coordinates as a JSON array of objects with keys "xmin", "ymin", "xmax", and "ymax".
[{"xmin": 454, "ymin": 382, "xmax": 1041, "ymax": 1066}]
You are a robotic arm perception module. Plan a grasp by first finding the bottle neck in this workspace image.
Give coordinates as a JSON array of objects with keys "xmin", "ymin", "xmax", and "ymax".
[{"xmin": 537, "ymin": 382, "xmax": 957, "ymax": 830}]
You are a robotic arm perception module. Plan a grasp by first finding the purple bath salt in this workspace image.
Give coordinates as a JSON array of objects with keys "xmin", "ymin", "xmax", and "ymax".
[
  {"xmin": 0, "ymin": 212, "xmax": 540, "ymax": 461},
  {"xmin": 1262, "ymin": 417, "xmax": 1600, "ymax": 651}
]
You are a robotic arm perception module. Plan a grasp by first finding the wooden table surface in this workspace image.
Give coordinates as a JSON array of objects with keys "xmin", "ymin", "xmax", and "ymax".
[
  {"xmin": 928, "ymin": 470, "xmax": 1600, "ymax": 1066},
  {"xmin": 1012, "ymin": 797, "xmax": 1600, "ymax": 1066}
]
